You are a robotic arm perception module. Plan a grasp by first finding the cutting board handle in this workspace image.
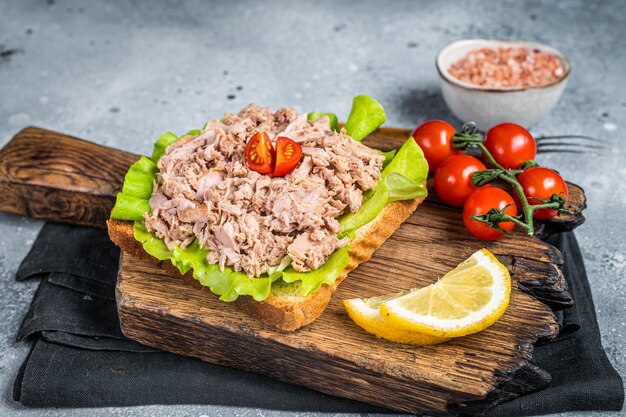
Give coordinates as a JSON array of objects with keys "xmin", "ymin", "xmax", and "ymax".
[
  {"xmin": 0, "ymin": 127, "xmax": 139, "ymax": 228},
  {"xmin": 0, "ymin": 126, "xmax": 586, "ymax": 232}
]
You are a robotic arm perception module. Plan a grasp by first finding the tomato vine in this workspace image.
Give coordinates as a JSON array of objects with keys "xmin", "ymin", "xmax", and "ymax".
[{"xmin": 452, "ymin": 122, "xmax": 568, "ymax": 236}]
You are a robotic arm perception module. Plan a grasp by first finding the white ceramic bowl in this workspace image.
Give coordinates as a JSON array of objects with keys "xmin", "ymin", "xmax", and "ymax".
[{"xmin": 436, "ymin": 39, "xmax": 571, "ymax": 130}]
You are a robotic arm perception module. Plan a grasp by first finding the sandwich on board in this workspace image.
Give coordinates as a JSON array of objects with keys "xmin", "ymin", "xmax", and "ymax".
[{"xmin": 107, "ymin": 95, "xmax": 428, "ymax": 330}]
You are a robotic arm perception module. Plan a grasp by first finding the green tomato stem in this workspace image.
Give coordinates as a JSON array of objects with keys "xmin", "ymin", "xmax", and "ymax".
[
  {"xmin": 496, "ymin": 173, "xmax": 535, "ymax": 236},
  {"xmin": 476, "ymin": 143, "xmax": 506, "ymax": 171},
  {"xmin": 505, "ymin": 214, "xmax": 530, "ymax": 230},
  {"xmin": 453, "ymin": 121, "xmax": 566, "ymax": 237},
  {"xmin": 528, "ymin": 202, "xmax": 563, "ymax": 211}
]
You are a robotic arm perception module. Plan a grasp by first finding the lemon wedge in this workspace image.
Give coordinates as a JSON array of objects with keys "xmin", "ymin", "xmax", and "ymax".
[
  {"xmin": 344, "ymin": 293, "xmax": 450, "ymax": 346},
  {"xmin": 379, "ymin": 249, "xmax": 511, "ymax": 338}
]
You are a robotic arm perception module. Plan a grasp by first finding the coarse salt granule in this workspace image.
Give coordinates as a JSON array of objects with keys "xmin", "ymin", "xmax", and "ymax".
[{"xmin": 448, "ymin": 47, "xmax": 565, "ymax": 88}]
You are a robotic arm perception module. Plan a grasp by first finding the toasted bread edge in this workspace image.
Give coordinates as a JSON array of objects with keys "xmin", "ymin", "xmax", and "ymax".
[{"xmin": 108, "ymin": 196, "xmax": 423, "ymax": 331}]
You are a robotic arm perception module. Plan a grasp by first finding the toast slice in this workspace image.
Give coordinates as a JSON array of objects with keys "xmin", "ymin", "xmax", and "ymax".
[{"xmin": 108, "ymin": 197, "xmax": 423, "ymax": 331}]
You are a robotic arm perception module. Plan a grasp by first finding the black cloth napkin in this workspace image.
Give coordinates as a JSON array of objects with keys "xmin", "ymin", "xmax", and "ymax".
[{"xmin": 12, "ymin": 223, "xmax": 624, "ymax": 415}]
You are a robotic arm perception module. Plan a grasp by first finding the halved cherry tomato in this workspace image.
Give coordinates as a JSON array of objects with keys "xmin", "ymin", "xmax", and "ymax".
[
  {"xmin": 463, "ymin": 187, "xmax": 517, "ymax": 240},
  {"xmin": 434, "ymin": 155, "xmax": 487, "ymax": 207},
  {"xmin": 245, "ymin": 132, "xmax": 275, "ymax": 174},
  {"xmin": 411, "ymin": 120, "xmax": 459, "ymax": 172},
  {"xmin": 515, "ymin": 167, "xmax": 569, "ymax": 220},
  {"xmin": 483, "ymin": 123, "xmax": 537, "ymax": 169},
  {"xmin": 273, "ymin": 136, "xmax": 302, "ymax": 177}
]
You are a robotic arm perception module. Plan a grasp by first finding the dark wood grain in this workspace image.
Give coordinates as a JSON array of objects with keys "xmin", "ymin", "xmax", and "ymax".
[
  {"xmin": 114, "ymin": 126, "xmax": 573, "ymax": 415},
  {"xmin": 0, "ymin": 126, "xmax": 585, "ymax": 233},
  {"xmin": 117, "ymin": 213, "xmax": 560, "ymax": 416},
  {"xmin": 0, "ymin": 126, "xmax": 139, "ymax": 227},
  {"xmin": 0, "ymin": 125, "xmax": 580, "ymax": 415},
  {"xmin": 538, "ymin": 183, "xmax": 586, "ymax": 236},
  {"xmin": 451, "ymin": 362, "xmax": 551, "ymax": 416},
  {"xmin": 0, "ymin": 126, "xmax": 576, "ymax": 310},
  {"xmin": 393, "ymin": 200, "xmax": 571, "ymax": 309}
]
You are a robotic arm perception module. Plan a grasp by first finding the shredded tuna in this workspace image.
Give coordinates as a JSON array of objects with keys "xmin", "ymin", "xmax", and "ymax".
[{"xmin": 144, "ymin": 104, "xmax": 384, "ymax": 277}]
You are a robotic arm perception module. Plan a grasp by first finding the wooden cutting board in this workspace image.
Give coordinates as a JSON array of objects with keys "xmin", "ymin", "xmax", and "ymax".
[{"xmin": 0, "ymin": 127, "xmax": 586, "ymax": 416}]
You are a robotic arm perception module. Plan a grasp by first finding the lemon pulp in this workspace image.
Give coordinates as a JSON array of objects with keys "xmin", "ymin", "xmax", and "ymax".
[
  {"xmin": 379, "ymin": 249, "xmax": 511, "ymax": 338},
  {"xmin": 343, "ymin": 293, "xmax": 450, "ymax": 346}
]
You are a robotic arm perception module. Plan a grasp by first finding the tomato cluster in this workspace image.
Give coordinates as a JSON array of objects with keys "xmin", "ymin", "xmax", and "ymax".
[
  {"xmin": 245, "ymin": 132, "xmax": 303, "ymax": 177},
  {"xmin": 411, "ymin": 121, "xmax": 568, "ymax": 240}
]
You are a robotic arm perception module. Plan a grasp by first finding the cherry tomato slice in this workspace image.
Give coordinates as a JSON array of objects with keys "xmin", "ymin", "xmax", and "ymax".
[
  {"xmin": 245, "ymin": 132, "xmax": 275, "ymax": 174},
  {"xmin": 411, "ymin": 120, "xmax": 459, "ymax": 172},
  {"xmin": 484, "ymin": 123, "xmax": 537, "ymax": 169},
  {"xmin": 463, "ymin": 187, "xmax": 517, "ymax": 241},
  {"xmin": 434, "ymin": 155, "xmax": 487, "ymax": 207},
  {"xmin": 273, "ymin": 136, "xmax": 302, "ymax": 177},
  {"xmin": 515, "ymin": 167, "xmax": 569, "ymax": 220}
]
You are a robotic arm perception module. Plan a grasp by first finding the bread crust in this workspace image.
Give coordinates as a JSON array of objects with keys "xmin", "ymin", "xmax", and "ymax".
[{"xmin": 108, "ymin": 196, "xmax": 423, "ymax": 331}]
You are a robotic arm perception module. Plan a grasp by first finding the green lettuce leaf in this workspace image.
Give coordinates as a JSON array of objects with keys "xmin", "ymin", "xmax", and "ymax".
[
  {"xmin": 385, "ymin": 172, "xmax": 428, "ymax": 202},
  {"xmin": 381, "ymin": 137, "xmax": 428, "ymax": 202},
  {"xmin": 120, "ymin": 156, "xmax": 157, "ymax": 199},
  {"xmin": 133, "ymin": 221, "xmax": 274, "ymax": 301},
  {"xmin": 307, "ymin": 111, "xmax": 339, "ymax": 131},
  {"xmin": 110, "ymin": 156, "xmax": 157, "ymax": 221},
  {"xmin": 344, "ymin": 95, "xmax": 386, "ymax": 141},
  {"xmin": 133, "ymin": 221, "xmax": 348, "ymax": 301},
  {"xmin": 110, "ymin": 194, "xmax": 151, "ymax": 221},
  {"xmin": 110, "ymin": 97, "xmax": 427, "ymax": 303},
  {"xmin": 136, "ymin": 217, "xmax": 349, "ymax": 301},
  {"xmin": 266, "ymin": 256, "xmax": 292, "ymax": 276},
  {"xmin": 376, "ymin": 148, "xmax": 397, "ymax": 169},
  {"xmin": 133, "ymin": 220, "xmax": 175, "ymax": 261},
  {"xmin": 112, "ymin": 127, "xmax": 350, "ymax": 301},
  {"xmin": 338, "ymin": 137, "xmax": 428, "ymax": 234},
  {"xmin": 382, "ymin": 136, "xmax": 429, "ymax": 183},
  {"xmin": 339, "ymin": 183, "xmax": 389, "ymax": 237},
  {"xmin": 151, "ymin": 131, "xmax": 179, "ymax": 163},
  {"xmin": 281, "ymin": 247, "xmax": 350, "ymax": 295}
]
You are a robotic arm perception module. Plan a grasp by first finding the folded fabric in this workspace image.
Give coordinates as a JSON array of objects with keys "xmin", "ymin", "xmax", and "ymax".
[
  {"xmin": 16, "ymin": 223, "xmax": 119, "ymax": 284},
  {"xmin": 485, "ymin": 233, "xmax": 624, "ymax": 416},
  {"xmin": 48, "ymin": 272, "xmax": 115, "ymax": 301},
  {"xmin": 17, "ymin": 277, "xmax": 124, "ymax": 341},
  {"xmin": 14, "ymin": 338, "xmax": 385, "ymax": 412},
  {"xmin": 13, "ymin": 223, "xmax": 624, "ymax": 415}
]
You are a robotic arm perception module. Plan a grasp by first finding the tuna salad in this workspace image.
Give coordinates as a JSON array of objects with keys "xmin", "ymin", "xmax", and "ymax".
[{"xmin": 144, "ymin": 105, "xmax": 384, "ymax": 278}]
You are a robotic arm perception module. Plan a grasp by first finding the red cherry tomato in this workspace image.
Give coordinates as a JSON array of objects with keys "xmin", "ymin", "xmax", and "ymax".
[
  {"xmin": 273, "ymin": 136, "xmax": 302, "ymax": 177},
  {"xmin": 515, "ymin": 167, "xmax": 569, "ymax": 220},
  {"xmin": 463, "ymin": 188, "xmax": 517, "ymax": 240},
  {"xmin": 411, "ymin": 120, "xmax": 459, "ymax": 172},
  {"xmin": 483, "ymin": 123, "xmax": 537, "ymax": 169},
  {"xmin": 434, "ymin": 155, "xmax": 487, "ymax": 207},
  {"xmin": 245, "ymin": 132, "xmax": 275, "ymax": 174}
]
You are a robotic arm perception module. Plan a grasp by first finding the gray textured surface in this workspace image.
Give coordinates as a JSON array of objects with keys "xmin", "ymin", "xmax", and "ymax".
[{"xmin": 0, "ymin": 0, "xmax": 624, "ymax": 416}]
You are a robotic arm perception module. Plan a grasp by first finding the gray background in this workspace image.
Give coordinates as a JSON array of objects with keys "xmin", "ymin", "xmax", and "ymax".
[{"xmin": 0, "ymin": 0, "xmax": 624, "ymax": 416}]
